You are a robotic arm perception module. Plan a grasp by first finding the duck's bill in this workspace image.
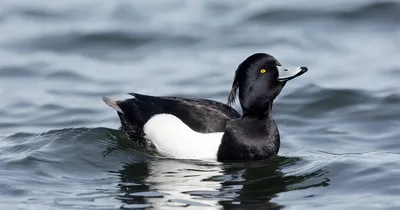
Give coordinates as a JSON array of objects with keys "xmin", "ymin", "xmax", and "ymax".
[{"xmin": 277, "ymin": 66, "xmax": 308, "ymax": 82}]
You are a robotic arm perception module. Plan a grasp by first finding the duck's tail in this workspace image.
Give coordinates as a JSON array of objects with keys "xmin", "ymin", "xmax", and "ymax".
[
  {"xmin": 102, "ymin": 96, "xmax": 149, "ymax": 146},
  {"xmin": 102, "ymin": 96, "xmax": 124, "ymax": 114}
]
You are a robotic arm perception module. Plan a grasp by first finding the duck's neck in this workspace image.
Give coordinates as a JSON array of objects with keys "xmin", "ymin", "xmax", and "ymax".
[
  {"xmin": 242, "ymin": 101, "xmax": 273, "ymax": 120},
  {"xmin": 243, "ymin": 100, "xmax": 280, "ymax": 156}
]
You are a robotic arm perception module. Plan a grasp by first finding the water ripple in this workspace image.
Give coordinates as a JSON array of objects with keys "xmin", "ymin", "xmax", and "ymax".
[
  {"xmin": 248, "ymin": 1, "xmax": 400, "ymax": 24},
  {"xmin": 45, "ymin": 70, "xmax": 90, "ymax": 82}
]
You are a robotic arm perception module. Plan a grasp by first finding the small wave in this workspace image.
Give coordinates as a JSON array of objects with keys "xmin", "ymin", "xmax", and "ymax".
[
  {"xmin": 0, "ymin": 101, "xmax": 103, "ymax": 130},
  {"xmin": 6, "ymin": 31, "xmax": 153, "ymax": 57},
  {"xmin": 0, "ymin": 66, "xmax": 40, "ymax": 78},
  {"xmin": 280, "ymin": 83, "xmax": 400, "ymax": 111},
  {"xmin": 47, "ymin": 89, "xmax": 122, "ymax": 98},
  {"xmin": 7, "ymin": 30, "xmax": 201, "ymax": 58},
  {"xmin": 276, "ymin": 84, "xmax": 400, "ymax": 130},
  {"xmin": 0, "ymin": 184, "xmax": 26, "ymax": 196},
  {"xmin": 2, "ymin": 4, "xmax": 89, "ymax": 22},
  {"xmin": 1, "ymin": 132, "xmax": 38, "ymax": 141},
  {"xmin": 15, "ymin": 9, "xmax": 69, "ymax": 20},
  {"xmin": 45, "ymin": 70, "xmax": 90, "ymax": 82},
  {"xmin": 0, "ymin": 127, "xmax": 144, "ymax": 166},
  {"xmin": 248, "ymin": 1, "xmax": 400, "ymax": 24},
  {"xmin": 277, "ymin": 84, "xmax": 375, "ymax": 114}
]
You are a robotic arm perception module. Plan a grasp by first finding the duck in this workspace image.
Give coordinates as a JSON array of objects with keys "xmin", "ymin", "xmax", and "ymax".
[{"xmin": 102, "ymin": 53, "xmax": 308, "ymax": 161}]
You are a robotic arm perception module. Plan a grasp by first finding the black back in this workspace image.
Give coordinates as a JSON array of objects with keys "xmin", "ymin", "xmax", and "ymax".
[{"xmin": 114, "ymin": 93, "xmax": 241, "ymax": 146}]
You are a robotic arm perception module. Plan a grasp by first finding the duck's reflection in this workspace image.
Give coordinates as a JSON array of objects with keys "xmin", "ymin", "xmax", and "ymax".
[{"xmin": 114, "ymin": 155, "xmax": 330, "ymax": 209}]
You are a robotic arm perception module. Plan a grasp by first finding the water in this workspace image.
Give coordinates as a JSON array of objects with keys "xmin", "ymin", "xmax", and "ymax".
[{"xmin": 1, "ymin": 0, "xmax": 400, "ymax": 209}]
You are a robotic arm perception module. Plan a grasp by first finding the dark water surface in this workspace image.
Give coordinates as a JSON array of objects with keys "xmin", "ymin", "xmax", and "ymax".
[{"xmin": 1, "ymin": 0, "xmax": 400, "ymax": 209}]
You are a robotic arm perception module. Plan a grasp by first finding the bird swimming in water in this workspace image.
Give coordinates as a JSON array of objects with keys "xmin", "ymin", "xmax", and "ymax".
[{"xmin": 103, "ymin": 53, "xmax": 308, "ymax": 161}]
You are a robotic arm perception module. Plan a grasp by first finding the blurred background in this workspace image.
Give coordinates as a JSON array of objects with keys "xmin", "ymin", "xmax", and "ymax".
[{"xmin": 1, "ymin": 0, "xmax": 400, "ymax": 209}]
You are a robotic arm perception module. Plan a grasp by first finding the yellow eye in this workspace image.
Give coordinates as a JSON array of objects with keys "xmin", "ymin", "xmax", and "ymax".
[{"xmin": 260, "ymin": 69, "xmax": 266, "ymax": 74}]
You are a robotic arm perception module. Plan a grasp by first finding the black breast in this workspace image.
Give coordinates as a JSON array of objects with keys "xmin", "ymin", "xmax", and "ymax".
[{"xmin": 217, "ymin": 117, "xmax": 280, "ymax": 161}]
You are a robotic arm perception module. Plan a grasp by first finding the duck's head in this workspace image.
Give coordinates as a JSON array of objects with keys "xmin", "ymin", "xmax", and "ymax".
[{"xmin": 228, "ymin": 53, "xmax": 307, "ymax": 114}]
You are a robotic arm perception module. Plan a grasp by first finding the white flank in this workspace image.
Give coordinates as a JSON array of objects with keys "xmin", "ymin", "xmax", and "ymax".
[{"xmin": 143, "ymin": 113, "xmax": 224, "ymax": 160}]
